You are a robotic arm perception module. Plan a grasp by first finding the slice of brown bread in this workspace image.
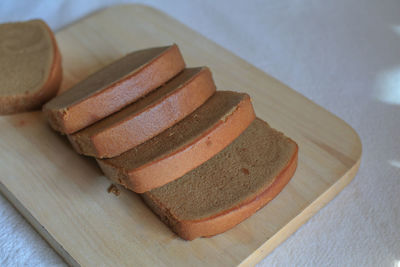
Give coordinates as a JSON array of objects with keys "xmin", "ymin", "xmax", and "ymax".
[
  {"xmin": 97, "ymin": 91, "xmax": 256, "ymax": 193},
  {"xmin": 142, "ymin": 118, "xmax": 298, "ymax": 240},
  {"xmin": 68, "ymin": 67, "xmax": 216, "ymax": 158},
  {"xmin": 0, "ymin": 19, "xmax": 62, "ymax": 115},
  {"xmin": 43, "ymin": 44, "xmax": 185, "ymax": 134}
]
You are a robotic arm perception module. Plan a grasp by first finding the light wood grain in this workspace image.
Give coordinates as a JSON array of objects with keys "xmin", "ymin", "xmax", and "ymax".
[{"xmin": 0, "ymin": 4, "xmax": 361, "ymax": 267}]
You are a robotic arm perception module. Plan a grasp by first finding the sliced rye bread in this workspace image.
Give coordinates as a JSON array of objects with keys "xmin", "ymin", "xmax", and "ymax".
[
  {"xmin": 0, "ymin": 19, "xmax": 62, "ymax": 115},
  {"xmin": 97, "ymin": 91, "xmax": 256, "ymax": 193},
  {"xmin": 68, "ymin": 67, "xmax": 216, "ymax": 158},
  {"xmin": 142, "ymin": 118, "xmax": 298, "ymax": 240},
  {"xmin": 43, "ymin": 44, "xmax": 185, "ymax": 134}
]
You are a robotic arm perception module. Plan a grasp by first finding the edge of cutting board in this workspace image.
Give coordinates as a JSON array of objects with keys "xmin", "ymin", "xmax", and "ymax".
[{"xmin": 239, "ymin": 158, "xmax": 361, "ymax": 266}]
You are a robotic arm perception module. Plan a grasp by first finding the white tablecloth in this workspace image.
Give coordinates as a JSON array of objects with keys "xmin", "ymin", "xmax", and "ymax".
[{"xmin": 1, "ymin": 0, "xmax": 399, "ymax": 266}]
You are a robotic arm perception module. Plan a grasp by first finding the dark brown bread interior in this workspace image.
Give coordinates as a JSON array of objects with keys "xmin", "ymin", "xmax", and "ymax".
[
  {"xmin": 97, "ymin": 91, "xmax": 255, "ymax": 192},
  {"xmin": 142, "ymin": 118, "xmax": 298, "ymax": 240}
]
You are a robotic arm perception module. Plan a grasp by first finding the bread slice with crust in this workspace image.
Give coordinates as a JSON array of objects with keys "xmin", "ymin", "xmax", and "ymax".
[
  {"xmin": 43, "ymin": 44, "xmax": 185, "ymax": 134},
  {"xmin": 142, "ymin": 118, "xmax": 298, "ymax": 240},
  {"xmin": 0, "ymin": 19, "xmax": 62, "ymax": 115},
  {"xmin": 97, "ymin": 91, "xmax": 256, "ymax": 193},
  {"xmin": 68, "ymin": 67, "xmax": 216, "ymax": 158}
]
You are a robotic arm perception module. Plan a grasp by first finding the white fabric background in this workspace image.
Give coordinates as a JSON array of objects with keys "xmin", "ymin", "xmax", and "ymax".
[{"xmin": 0, "ymin": 0, "xmax": 399, "ymax": 266}]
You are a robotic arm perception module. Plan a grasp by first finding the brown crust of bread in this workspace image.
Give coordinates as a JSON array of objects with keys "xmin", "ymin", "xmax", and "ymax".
[
  {"xmin": 143, "ymin": 141, "xmax": 298, "ymax": 240},
  {"xmin": 43, "ymin": 44, "xmax": 185, "ymax": 134},
  {"xmin": 68, "ymin": 67, "xmax": 216, "ymax": 158},
  {"xmin": 98, "ymin": 94, "xmax": 256, "ymax": 193},
  {"xmin": 0, "ymin": 20, "xmax": 62, "ymax": 115}
]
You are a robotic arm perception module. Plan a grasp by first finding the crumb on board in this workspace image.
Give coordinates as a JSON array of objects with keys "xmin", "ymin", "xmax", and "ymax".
[
  {"xmin": 18, "ymin": 120, "xmax": 27, "ymax": 127},
  {"xmin": 107, "ymin": 184, "xmax": 120, "ymax": 196}
]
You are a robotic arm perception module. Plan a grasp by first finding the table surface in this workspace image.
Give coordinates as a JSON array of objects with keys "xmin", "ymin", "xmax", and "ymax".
[{"xmin": 0, "ymin": 0, "xmax": 399, "ymax": 266}]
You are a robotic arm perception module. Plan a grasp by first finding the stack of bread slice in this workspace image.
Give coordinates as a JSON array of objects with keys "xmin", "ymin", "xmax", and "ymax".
[{"xmin": 44, "ymin": 44, "xmax": 298, "ymax": 240}]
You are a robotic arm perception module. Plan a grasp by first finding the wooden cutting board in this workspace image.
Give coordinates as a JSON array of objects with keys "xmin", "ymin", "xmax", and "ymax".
[{"xmin": 0, "ymin": 5, "xmax": 362, "ymax": 266}]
